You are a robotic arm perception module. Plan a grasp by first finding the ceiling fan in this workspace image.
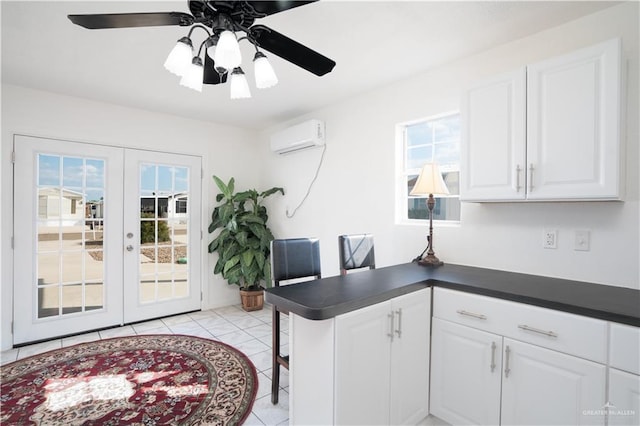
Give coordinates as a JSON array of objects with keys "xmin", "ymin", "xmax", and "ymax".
[{"xmin": 68, "ymin": 1, "xmax": 336, "ymax": 97}]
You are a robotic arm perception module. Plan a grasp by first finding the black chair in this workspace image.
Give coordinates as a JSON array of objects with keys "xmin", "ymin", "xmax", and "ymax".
[
  {"xmin": 270, "ymin": 238, "xmax": 322, "ymax": 404},
  {"xmin": 338, "ymin": 234, "xmax": 376, "ymax": 275}
]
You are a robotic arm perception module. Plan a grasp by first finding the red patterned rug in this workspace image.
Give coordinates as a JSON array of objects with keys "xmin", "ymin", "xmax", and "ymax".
[{"xmin": 1, "ymin": 335, "xmax": 258, "ymax": 425}]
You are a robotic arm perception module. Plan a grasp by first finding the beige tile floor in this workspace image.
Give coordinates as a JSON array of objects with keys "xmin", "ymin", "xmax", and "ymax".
[{"xmin": 1, "ymin": 304, "xmax": 290, "ymax": 426}]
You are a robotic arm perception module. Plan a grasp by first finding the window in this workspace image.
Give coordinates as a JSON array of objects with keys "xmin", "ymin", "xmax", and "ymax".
[
  {"xmin": 175, "ymin": 198, "xmax": 187, "ymax": 214},
  {"xmin": 397, "ymin": 112, "xmax": 461, "ymax": 222}
]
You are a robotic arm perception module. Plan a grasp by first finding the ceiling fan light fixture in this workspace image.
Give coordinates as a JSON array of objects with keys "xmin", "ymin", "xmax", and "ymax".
[
  {"xmin": 164, "ymin": 36, "xmax": 193, "ymax": 77},
  {"xmin": 253, "ymin": 51, "xmax": 278, "ymax": 89},
  {"xmin": 230, "ymin": 67, "xmax": 251, "ymax": 99},
  {"xmin": 179, "ymin": 57, "xmax": 204, "ymax": 92},
  {"xmin": 214, "ymin": 30, "xmax": 242, "ymax": 70}
]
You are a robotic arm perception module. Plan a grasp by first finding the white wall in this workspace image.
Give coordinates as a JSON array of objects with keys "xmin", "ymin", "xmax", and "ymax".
[
  {"xmin": 1, "ymin": 85, "xmax": 261, "ymax": 350},
  {"xmin": 260, "ymin": 2, "xmax": 640, "ymax": 288}
]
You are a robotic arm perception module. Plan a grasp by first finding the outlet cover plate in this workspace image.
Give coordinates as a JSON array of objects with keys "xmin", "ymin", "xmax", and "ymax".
[{"xmin": 543, "ymin": 229, "xmax": 557, "ymax": 249}]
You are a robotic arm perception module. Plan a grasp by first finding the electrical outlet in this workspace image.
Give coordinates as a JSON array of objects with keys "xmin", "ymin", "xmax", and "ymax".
[
  {"xmin": 574, "ymin": 230, "xmax": 590, "ymax": 251},
  {"xmin": 543, "ymin": 229, "xmax": 557, "ymax": 249}
]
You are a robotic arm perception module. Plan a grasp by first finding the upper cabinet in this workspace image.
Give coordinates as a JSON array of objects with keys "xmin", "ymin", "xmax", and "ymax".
[{"xmin": 461, "ymin": 38, "xmax": 622, "ymax": 202}]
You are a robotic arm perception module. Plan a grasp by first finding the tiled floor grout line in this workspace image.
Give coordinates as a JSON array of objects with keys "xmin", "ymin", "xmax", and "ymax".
[{"xmin": 1, "ymin": 304, "xmax": 290, "ymax": 426}]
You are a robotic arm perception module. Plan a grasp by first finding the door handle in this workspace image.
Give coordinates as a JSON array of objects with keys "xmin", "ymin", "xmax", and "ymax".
[
  {"xmin": 387, "ymin": 312, "xmax": 394, "ymax": 342},
  {"xmin": 528, "ymin": 164, "xmax": 535, "ymax": 192},
  {"xmin": 518, "ymin": 324, "xmax": 558, "ymax": 338},
  {"xmin": 504, "ymin": 345, "xmax": 511, "ymax": 378},
  {"xmin": 490, "ymin": 341, "xmax": 496, "ymax": 372},
  {"xmin": 126, "ymin": 245, "xmax": 134, "ymax": 252},
  {"xmin": 456, "ymin": 309, "xmax": 487, "ymax": 320},
  {"xmin": 394, "ymin": 308, "xmax": 402, "ymax": 338},
  {"xmin": 516, "ymin": 165, "xmax": 522, "ymax": 192}
]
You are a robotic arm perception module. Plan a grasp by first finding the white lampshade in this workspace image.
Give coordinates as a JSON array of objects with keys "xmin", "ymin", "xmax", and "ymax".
[
  {"xmin": 410, "ymin": 163, "xmax": 450, "ymax": 196},
  {"xmin": 164, "ymin": 37, "xmax": 193, "ymax": 77},
  {"xmin": 230, "ymin": 67, "xmax": 251, "ymax": 99},
  {"xmin": 214, "ymin": 30, "xmax": 242, "ymax": 70},
  {"xmin": 179, "ymin": 57, "xmax": 204, "ymax": 92},
  {"xmin": 253, "ymin": 52, "xmax": 278, "ymax": 89}
]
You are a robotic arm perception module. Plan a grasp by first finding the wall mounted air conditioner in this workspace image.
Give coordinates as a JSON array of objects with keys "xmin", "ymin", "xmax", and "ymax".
[{"xmin": 270, "ymin": 119, "xmax": 325, "ymax": 154}]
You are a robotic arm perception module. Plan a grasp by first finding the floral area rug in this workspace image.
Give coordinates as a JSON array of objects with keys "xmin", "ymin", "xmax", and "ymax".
[{"xmin": 1, "ymin": 335, "xmax": 258, "ymax": 425}]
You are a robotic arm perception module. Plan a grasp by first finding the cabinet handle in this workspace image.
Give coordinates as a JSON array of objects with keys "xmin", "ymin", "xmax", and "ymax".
[
  {"xmin": 516, "ymin": 165, "xmax": 522, "ymax": 192},
  {"xmin": 387, "ymin": 312, "xmax": 394, "ymax": 342},
  {"xmin": 456, "ymin": 309, "xmax": 487, "ymax": 320},
  {"xmin": 518, "ymin": 324, "xmax": 558, "ymax": 338},
  {"xmin": 504, "ymin": 345, "xmax": 511, "ymax": 378},
  {"xmin": 490, "ymin": 341, "xmax": 496, "ymax": 372},
  {"xmin": 528, "ymin": 164, "xmax": 535, "ymax": 192},
  {"xmin": 395, "ymin": 308, "xmax": 402, "ymax": 338}
]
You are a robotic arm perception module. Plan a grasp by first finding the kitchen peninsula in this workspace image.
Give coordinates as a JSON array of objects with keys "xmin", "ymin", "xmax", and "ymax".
[{"xmin": 265, "ymin": 263, "xmax": 640, "ymax": 425}]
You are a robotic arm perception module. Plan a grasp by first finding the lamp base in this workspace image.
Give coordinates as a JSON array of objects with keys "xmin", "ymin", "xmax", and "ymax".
[{"xmin": 417, "ymin": 254, "xmax": 444, "ymax": 267}]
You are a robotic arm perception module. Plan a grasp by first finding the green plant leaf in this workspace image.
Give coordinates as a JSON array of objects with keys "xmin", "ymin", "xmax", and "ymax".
[
  {"xmin": 213, "ymin": 175, "xmax": 229, "ymax": 198},
  {"xmin": 223, "ymin": 255, "xmax": 240, "ymax": 274},
  {"xmin": 241, "ymin": 249, "xmax": 254, "ymax": 268},
  {"xmin": 260, "ymin": 187, "xmax": 285, "ymax": 198}
]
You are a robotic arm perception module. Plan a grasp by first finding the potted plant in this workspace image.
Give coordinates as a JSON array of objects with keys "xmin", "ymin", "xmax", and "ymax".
[{"xmin": 208, "ymin": 176, "xmax": 284, "ymax": 311}]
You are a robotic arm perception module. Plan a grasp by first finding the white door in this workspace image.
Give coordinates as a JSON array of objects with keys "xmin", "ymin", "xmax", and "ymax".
[
  {"xmin": 122, "ymin": 149, "xmax": 201, "ymax": 323},
  {"xmin": 501, "ymin": 338, "xmax": 606, "ymax": 426},
  {"xmin": 608, "ymin": 369, "xmax": 640, "ymax": 426},
  {"xmin": 389, "ymin": 288, "xmax": 431, "ymax": 425},
  {"xmin": 460, "ymin": 67, "xmax": 527, "ymax": 201},
  {"xmin": 335, "ymin": 300, "xmax": 392, "ymax": 425},
  {"xmin": 526, "ymin": 38, "xmax": 621, "ymax": 200},
  {"xmin": 13, "ymin": 135, "xmax": 202, "ymax": 344},
  {"xmin": 429, "ymin": 318, "xmax": 502, "ymax": 426}
]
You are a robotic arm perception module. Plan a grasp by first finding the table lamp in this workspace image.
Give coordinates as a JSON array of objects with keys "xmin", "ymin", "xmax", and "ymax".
[{"xmin": 410, "ymin": 163, "xmax": 450, "ymax": 266}]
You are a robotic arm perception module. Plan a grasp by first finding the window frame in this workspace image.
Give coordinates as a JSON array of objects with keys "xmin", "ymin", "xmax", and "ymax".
[{"xmin": 395, "ymin": 111, "xmax": 461, "ymax": 226}]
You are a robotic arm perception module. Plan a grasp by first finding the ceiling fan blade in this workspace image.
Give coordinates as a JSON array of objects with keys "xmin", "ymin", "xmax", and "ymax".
[
  {"xmin": 249, "ymin": 25, "xmax": 335, "ymax": 76},
  {"xmin": 246, "ymin": 1, "xmax": 318, "ymax": 16},
  {"xmin": 68, "ymin": 12, "xmax": 194, "ymax": 29},
  {"xmin": 203, "ymin": 53, "xmax": 228, "ymax": 85}
]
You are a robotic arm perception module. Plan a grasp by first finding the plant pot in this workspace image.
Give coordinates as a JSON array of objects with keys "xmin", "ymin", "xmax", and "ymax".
[{"xmin": 239, "ymin": 288, "xmax": 264, "ymax": 312}]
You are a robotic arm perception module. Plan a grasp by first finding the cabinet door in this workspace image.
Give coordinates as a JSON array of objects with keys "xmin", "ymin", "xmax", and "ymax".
[
  {"xmin": 429, "ymin": 318, "xmax": 502, "ymax": 425},
  {"xmin": 460, "ymin": 67, "xmax": 526, "ymax": 201},
  {"xmin": 608, "ymin": 369, "xmax": 640, "ymax": 426},
  {"xmin": 526, "ymin": 38, "xmax": 621, "ymax": 200},
  {"xmin": 501, "ymin": 338, "xmax": 606, "ymax": 425},
  {"xmin": 335, "ymin": 300, "xmax": 392, "ymax": 425},
  {"xmin": 390, "ymin": 288, "xmax": 431, "ymax": 425}
]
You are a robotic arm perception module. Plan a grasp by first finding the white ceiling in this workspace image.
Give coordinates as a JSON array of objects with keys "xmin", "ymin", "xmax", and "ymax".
[{"xmin": 1, "ymin": 1, "xmax": 619, "ymax": 130}]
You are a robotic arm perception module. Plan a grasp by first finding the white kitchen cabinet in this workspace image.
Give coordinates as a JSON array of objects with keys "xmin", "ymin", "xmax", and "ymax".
[
  {"xmin": 431, "ymin": 288, "xmax": 607, "ymax": 425},
  {"xmin": 290, "ymin": 288, "xmax": 431, "ymax": 425},
  {"xmin": 608, "ymin": 368, "xmax": 640, "ymax": 426},
  {"xmin": 501, "ymin": 338, "xmax": 606, "ymax": 426},
  {"xmin": 461, "ymin": 38, "xmax": 622, "ymax": 202},
  {"xmin": 430, "ymin": 318, "xmax": 502, "ymax": 425},
  {"xmin": 608, "ymin": 322, "xmax": 640, "ymax": 426},
  {"xmin": 460, "ymin": 68, "xmax": 526, "ymax": 200},
  {"xmin": 335, "ymin": 289, "xmax": 431, "ymax": 425}
]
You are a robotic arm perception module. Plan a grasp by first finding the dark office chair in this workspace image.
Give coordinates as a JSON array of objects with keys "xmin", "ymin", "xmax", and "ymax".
[
  {"xmin": 338, "ymin": 233, "xmax": 376, "ymax": 275},
  {"xmin": 270, "ymin": 237, "xmax": 322, "ymax": 404}
]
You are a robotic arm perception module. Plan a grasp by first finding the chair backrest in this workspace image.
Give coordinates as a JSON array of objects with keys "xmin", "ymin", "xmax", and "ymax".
[
  {"xmin": 271, "ymin": 238, "xmax": 322, "ymax": 286},
  {"xmin": 338, "ymin": 234, "xmax": 376, "ymax": 275}
]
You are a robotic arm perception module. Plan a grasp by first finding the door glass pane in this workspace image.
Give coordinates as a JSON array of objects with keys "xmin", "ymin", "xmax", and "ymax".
[
  {"xmin": 36, "ymin": 154, "xmax": 106, "ymax": 319},
  {"xmin": 137, "ymin": 164, "xmax": 190, "ymax": 304}
]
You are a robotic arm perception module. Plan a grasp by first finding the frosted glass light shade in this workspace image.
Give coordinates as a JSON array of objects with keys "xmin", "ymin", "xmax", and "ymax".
[
  {"xmin": 253, "ymin": 52, "xmax": 278, "ymax": 89},
  {"xmin": 230, "ymin": 67, "xmax": 251, "ymax": 99},
  {"xmin": 410, "ymin": 163, "xmax": 450, "ymax": 196},
  {"xmin": 179, "ymin": 57, "xmax": 204, "ymax": 92},
  {"xmin": 214, "ymin": 30, "xmax": 241, "ymax": 70},
  {"xmin": 164, "ymin": 37, "xmax": 193, "ymax": 77}
]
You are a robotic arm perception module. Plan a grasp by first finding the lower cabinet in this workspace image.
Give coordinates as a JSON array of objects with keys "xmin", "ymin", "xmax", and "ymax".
[
  {"xmin": 335, "ymin": 288, "xmax": 431, "ymax": 425},
  {"xmin": 430, "ymin": 318, "xmax": 502, "ymax": 425},
  {"xmin": 608, "ymin": 368, "xmax": 640, "ymax": 426},
  {"xmin": 431, "ymin": 288, "xmax": 607, "ymax": 425},
  {"xmin": 289, "ymin": 288, "xmax": 431, "ymax": 425}
]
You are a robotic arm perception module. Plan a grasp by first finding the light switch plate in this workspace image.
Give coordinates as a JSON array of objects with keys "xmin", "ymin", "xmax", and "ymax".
[{"xmin": 574, "ymin": 230, "xmax": 590, "ymax": 251}]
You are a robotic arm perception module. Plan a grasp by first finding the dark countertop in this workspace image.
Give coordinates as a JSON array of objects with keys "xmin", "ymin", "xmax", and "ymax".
[{"xmin": 264, "ymin": 263, "xmax": 640, "ymax": 326}]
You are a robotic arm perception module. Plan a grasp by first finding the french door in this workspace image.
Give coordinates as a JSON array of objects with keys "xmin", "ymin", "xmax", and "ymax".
[{"xmin": 13, "ymin": 135, "xmax": 202, "ymax": 344}]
